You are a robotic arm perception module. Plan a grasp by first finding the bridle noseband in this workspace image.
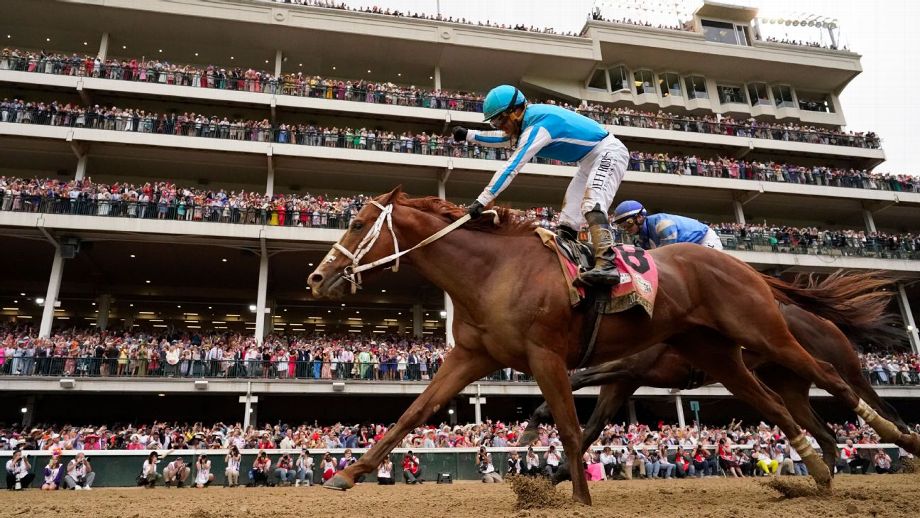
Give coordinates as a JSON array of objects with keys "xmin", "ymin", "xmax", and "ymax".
[{"xmin": 323, "ymin": 200, "xmax": 498, "ymax": 293}]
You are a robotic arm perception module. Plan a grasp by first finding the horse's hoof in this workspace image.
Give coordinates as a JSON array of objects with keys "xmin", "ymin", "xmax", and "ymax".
[
  {"xmin": 814, "ymin": 474, "xmax": 833, "ymax": 495},
  {"xmin": 323, "ymin": 474, "xmax": 353, "ymax": 491}
]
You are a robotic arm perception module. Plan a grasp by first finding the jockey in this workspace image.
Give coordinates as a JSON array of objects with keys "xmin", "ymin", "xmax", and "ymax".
[
  {"xmin": 453, "ymin": 85, "xmax": 630, "ymax": 285},
  {"xmin": 611, "ymin": 200, "xmax": 723, "ymax": 250}
]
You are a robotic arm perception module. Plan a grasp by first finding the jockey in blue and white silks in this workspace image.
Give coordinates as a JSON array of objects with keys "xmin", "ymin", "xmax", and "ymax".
[
  {"xmin": 453, "ymin": 85, "xmax": 630, "ymax": 286},
  {"xmin": 612, "ymin": 200, "xmax": 723, "ymax": 250}
]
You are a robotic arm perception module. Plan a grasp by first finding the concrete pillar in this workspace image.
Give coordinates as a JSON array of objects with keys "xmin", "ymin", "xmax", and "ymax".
[
  {"xmin": 471, "ymin": 384, "xmax": 483, "ymax": 424},
  {"xmin": 732, "ymin": 200, "xmax": 746, "ymax": 225},
  {"xmin": 21, "ymin": 396, "xmax": 36, "ymax": 428},
  {"xmin": 438, "ymin": 177, "xmax": 446, "ymax": 200},
  {"xmin": 897, "ymin": 283, "xmax": 920, "ymax": 354},
  {"xmin": 39, "ymin": 247, "xmax": 64, "ymax": 339},
  {"xmin": 675, "ymin": 394, "xmax": 686, "ymax": 428},
  {"xmin": 627, "ymin": 399, "xmax": 637, "ymax": 425},
  {"xmin": 274, "ymin": 49, "xmax": 283, "ymax": 77},
  {"xmin": 97, "ymin": 32, "xmax": 109, "ymax": 61},
  {"xmin": 444, "ymin": 293, "xmax": 455, "ymax": 346},
  {"xmin": 255, "ymin": 243, "xmax": 269, "ymax": 344},
  {"xmin": 265, "ymin": 298, "xmax": 276, "ymax": 336},
  {"xmin": 862, "ymin": 209, "xmax": 877, "ymax": 233},
  {"xmin": 433, "ymin": 66, "xmax": 442, "ymax": 91},
  {"xmin": 96, "ymin": 294, "xmax": 111, "ymax": 331},
  {"xmin": 412, "ymin": 303, "xmax": 423, "ymax": 338},
  {"xmin": 265, "ymin": 156, "xmax": 275, "ymax": 198},
  {"xmin": 75, "ymin": 154, "xmax": 88, "ymax": 182}
]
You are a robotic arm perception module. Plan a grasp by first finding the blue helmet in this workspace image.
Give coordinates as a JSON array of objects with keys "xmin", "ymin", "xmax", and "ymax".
[
  {"xmin": 483, "ymin": 85, "xmax": 527, "ymax": 122},
  {"xmin": 612, "ymin": 200, "xmax": 646, "ymax": 224}
]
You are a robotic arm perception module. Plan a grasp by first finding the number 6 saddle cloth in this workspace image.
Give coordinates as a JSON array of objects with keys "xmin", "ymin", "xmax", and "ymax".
[{"xmin": 535, "ymin": 228, "xmax": 658, "ymax": 317}]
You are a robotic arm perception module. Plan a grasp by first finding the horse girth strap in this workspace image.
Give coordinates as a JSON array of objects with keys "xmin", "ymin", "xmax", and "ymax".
[{"xmin": 577, "ymin": 288, "xmax": 610, "ymax": 369}]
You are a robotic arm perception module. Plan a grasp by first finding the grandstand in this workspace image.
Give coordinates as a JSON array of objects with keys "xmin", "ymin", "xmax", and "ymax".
[{"xmin": 0, "ymin": 0, "xmax": 919, "ymax": 435}]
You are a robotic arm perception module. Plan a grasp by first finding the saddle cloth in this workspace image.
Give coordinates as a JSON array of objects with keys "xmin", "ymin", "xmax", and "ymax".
[{"xmin": 535, "ymin": 228, "xmax": 658, "ymax": 317}]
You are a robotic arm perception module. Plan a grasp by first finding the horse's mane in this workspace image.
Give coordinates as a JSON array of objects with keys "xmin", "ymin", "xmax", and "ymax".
[{"xmin": 392, "ymin": 193, "xmax": 540, "ymax": 237}]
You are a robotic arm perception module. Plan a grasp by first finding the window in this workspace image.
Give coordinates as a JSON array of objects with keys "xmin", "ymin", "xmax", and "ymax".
[
  {"xmin": 659, "ymin": 73, "xmax": 682, "ymax": 98},
  {"xmin": 747, "ymin": 83, "xmax": 770, "ymax": 106},
  {"xmin": 772, "ymin": 85, "xmax": 795, "ymax": 108},
  {"xmin": 797, "ymin": 91, "xmax": 833, "ymax": 113},
  {"xmin": 701, "ymin": 19, "xmax": 751, "ymax": 46},
  {"xmin": 609, "ymin": 65, "xmax": 630, "ymax": 92},
  {"xmin": 634, "ymin": 70, "xmax": 656, "ymax": 95},
  {"xmin": 684, "ymin": 76, "xmax": 708, "ymax": 100},
  {"xmin": 717, "ymin": 85, "xmax": 745, "ymax": 105},
  {"xmin": 587, "ymin": 68, "xmax": 608, "ymax": 90}
]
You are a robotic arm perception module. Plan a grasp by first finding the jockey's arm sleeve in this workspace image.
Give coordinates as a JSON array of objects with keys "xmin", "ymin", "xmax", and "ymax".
[
  {"xmin": 655, "ymin": 219, "xmax": 679, "ymax": 246},
  {"xmin": 466, "ymin": 129, "xmax": 513, "ymax": 148},
  {"xmin": 476, "ymin": 126, "xmax": 551, "ymax": 206}
]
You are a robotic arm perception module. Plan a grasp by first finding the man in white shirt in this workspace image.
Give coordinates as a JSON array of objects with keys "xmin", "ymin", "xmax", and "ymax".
[
  {"xmin": 5, "ymin": 449, "xmax": 35, "ymax": 490},
  {"xmin": 63, "ymin": 452, "xmax": 95, "ymax": 490}
]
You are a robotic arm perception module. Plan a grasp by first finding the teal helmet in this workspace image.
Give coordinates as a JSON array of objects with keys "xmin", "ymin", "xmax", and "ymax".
[
  {"xmin": 612, "ymin": 200, "xmax": 646, "ymax": 224},
  {"xmin": 483, "ymin": 85, "xmax": 527, "ymax": 122}
]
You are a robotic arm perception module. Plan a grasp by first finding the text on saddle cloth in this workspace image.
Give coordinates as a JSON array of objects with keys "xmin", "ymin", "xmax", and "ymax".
[{"xmin": 536, "ymin": 228, "xmax": 658, "ymax": 317}]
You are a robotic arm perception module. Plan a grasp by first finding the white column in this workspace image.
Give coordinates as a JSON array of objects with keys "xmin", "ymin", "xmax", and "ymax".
[
  {"xmin": 96, "ymin": 294, "xmax": 111, "ymax": 331},
  {"xmin": 241, "ymin": 384, "xmax": 257, "ymax": 430},
  {"xmin": 897, "ymin": 283, "xmax": 920, "ymax": 354},
  {"xmin": 675, "ymin": 394, "xmax": 686, "ymax": 428},
  {"xmin": 21, "ymin": 396, "xmax": 36, "ymax": 428},
  {"xmin": 274, "ymin": 50, "xmax": 283, "ymax": 77},
  {"xmin": 74, "ymin": 154, "xmax": 88, "ymax": 182},
  {"xmin": 732, "ymin": 200, "xmax": 746, "ymax": 225},
  {"xmin": 39, "ymin": 247, "xmax": 64, "ymax": 338},
  {"xmin": 862, "ymin": 209, "xmax": 877, "ymax": 233},
  {"xmin": 627, "ymin": 399, "xmax": 637, "ymax": 425},
  {"xmin": 473, "ymin": 384, "xmax": 483, "ymax": 424},
  {"xmin": 444, "ymin": 293, "xmax": 455, "ymax": 346},
  {"xmin": 265, "ymin": 155, "xmax": 275, "ymax": 197},
  {"xmin": 433, "ymin": 66, "xmax": 442, "ymax": 91},
  {"xmin": 97, "ymin": 32, "xmax": 109, "ymax": 61},
  {"xmin": 265, "ymin": 298, "xmax": 276, "ymax": 336},
  {"xmin": 255, "ymin": 243, "xmax": 269, "ymax": 344},
  {"xmin": 412, "ymin": 303, "xmax": 423, "ymax": 338}
]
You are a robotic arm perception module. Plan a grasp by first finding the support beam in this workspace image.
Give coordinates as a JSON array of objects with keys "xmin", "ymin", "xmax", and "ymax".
[
  {"xmin": 862, "ymin": 209, "xmax": 877, "ymax": 233},
  {"xmin": 266, "ymin": 155, "xmax": 275, "ymax": 197},
  {"xmin": 444, "ymin": 293, "xmax": 454, "ymax": 346},
  {"xmin": 21, "ymin": 396, "xmax": 35, "ymax": 428},
  {"xmin": 70, "ymin": 142, "xmax": 89, "ymax": 181},
  {"xmin": 433, "ymin": 65, "xmax": 441, "ymax": 91},
  {"xmin": 97, "ymin": 32, "xmax": 109, "ymax": 61},
  {"xmin": 265, "ymin": 298, "xmax": 276, "ymax": 336},
  {"xmin": 255, "ymin": 240, "xmax": 269, "ymax": 343},
  {"xmin": 39, "ymin": 247, "xmax": 64, "ymax": 339},
  {"xmin": 437, "ymin": 168, "xmax": 451, "ymax": 200},
  {"xmin": 675, "ymin": 394, "xmax": 686, "ymax": 428},
  {"xmin": 240, "ymin": 384, "xmax": 257, "ymax": 430},
  {"xmin": 732, "ymin": 200, "xmax": 746, "ymax": 225},
  {"xmin": 897, "ymin": 283, "xmax": 920, "ymax": 354},
  {"xmin": 412, "ymin": 303, "xmax": 423, "ymax": 338},
  {"xmin": 627, "ymin": 398, "xmax": 637, "ymax": 425},
  {"xmin": 274, "ymin": 49, "xmax": 283, "ymax": 77},
  {"xmin": 74, "ymin": 154, "xmax": 88, "ymax": 182},
  {"xmin": 96, "ymin": 294, "xmax": 111, "ymax": 331},
  {"xmin": 471, "ymin": 384, "xmax": 483, "ymax": 424}
]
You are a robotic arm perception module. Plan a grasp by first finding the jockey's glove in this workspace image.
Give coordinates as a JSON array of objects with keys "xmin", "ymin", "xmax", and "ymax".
[
  {"xmin": 452, "ymin": 126, "xmax": 468, "ymax": 142},
  {"xmin": 467, "ymin": 200, "xmax": 484, "ymax": 219}
]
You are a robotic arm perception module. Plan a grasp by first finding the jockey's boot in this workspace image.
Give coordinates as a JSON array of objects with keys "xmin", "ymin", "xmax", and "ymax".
[{"xmin": 578, "ymin": 210, "xmax": 620, "ymax": 286}]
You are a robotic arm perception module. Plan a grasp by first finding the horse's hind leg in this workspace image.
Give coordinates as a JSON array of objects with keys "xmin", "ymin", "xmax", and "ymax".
[
  {"xmin": 529, "ymin": 349, "xmax": 591, "ymax": 505},
  {"xmin": 671, "ymin": 332, "xmax": 833, "ymax": 491},
  {"xmin": 325, "ymin": 346, "xmax": 499, "ymax": 490},
  {"xmin": 759, "ymin": 367, "xmax": 838, "ymax": 473}
]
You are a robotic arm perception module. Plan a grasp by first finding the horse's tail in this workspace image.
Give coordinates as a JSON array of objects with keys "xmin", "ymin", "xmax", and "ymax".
[{"xmin": 762, "ymin": 270, "xmax": 906, "ymax": 350}]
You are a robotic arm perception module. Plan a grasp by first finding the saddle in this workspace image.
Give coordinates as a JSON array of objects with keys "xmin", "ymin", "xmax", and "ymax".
[{"xmin": 535, "ymin": 228, "xmax": 660, "ymax": 368}]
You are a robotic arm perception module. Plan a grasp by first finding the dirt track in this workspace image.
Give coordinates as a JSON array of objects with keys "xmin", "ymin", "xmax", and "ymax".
[{"xmin": 3, "ymin": 475, "xmax": 916, "ymax": 518}]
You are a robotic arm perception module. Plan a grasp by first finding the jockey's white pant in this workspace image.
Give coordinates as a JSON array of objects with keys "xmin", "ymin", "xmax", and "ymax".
[
  {"xmin": 700, "ymin": 228, "xmax": 724, "ymax": 250},
  {"xmin": 558, "ymin": 134, "xmax": 629, "ymax": 230}
]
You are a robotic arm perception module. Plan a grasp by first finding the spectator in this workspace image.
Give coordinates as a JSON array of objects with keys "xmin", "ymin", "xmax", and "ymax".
[
  {"xmin": 139, "ymin": 451, "xmax": 161, "ymax": 488},
  {"xmin": 295, "ymin": 448, "xmax": 314, "ymax": 487},
  {"xmin": 224, "ymin": 445, "xmax": 242, "ymax": 487},
  {"xmin": 718, "ymin": 439, "xmax": 744, "ymax": 478},
  {"xmin": 402, "ymin": 450, "xmax": 423, "ymax": 484},
  {"xmin": 63, "ymin": 452, "xmax": 95, "ymax": 490},
  {"xmin": 477, "ymin": 447, "xmax": 503, "ymax": 483},
  {"xmin": 274, "ymin": 453, "xmax": 296, "ymax": 486},
  {"xmin": 673, "ymin": 447, "xmax": 694, "ymax": 478},
  {"xmin": 163, "ymin": 456, "xmax": 190, "ymax": 488},
  {"xmin": 544, "ymin": 444, "xmax": 561, "ymax": 477},
  {"xmin": 377, "ymin": 457, "xmax": 395, "ymax": 485},
  {"xmin": 5, "ymin": 449, "xmax": 34, "ymax": 490},
  {"xmin": 874, "ymin": 449, "xmax": 893, "ymax": 474},
  {"xmin": 194, "ymin": 454, "xmax": 215, "ymax": 488},
  {"xmin": 839, "ymin": 439, "xmax": 870, "ymax": 474},
  {"xmin": 524, "ymin": 446, "xmax": 541, "ymax": 476},
  {"xmin": 320, "ymin": 452, "xmax": 337, "ymax": 482},
  {"xmin": 506, "ymin": 450, "xmax": 523, "ymax": 476},
  {"xmin": 599, "ymin": 446, "xmax": 620, "ymax": 479},
  {"xmin": 248, "ymin": 450, "xmax": 272, "ymax": 486}
]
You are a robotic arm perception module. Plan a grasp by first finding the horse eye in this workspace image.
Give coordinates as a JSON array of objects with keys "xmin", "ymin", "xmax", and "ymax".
[{"xmin": 351, "ymin": 221, "xmax": 363, "ymax": 231}]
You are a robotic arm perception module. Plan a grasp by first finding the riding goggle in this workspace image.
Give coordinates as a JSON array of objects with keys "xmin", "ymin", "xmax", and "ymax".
[{"xmin": 616, "ymin": 218, "xmax": 638, "ymax": 230}]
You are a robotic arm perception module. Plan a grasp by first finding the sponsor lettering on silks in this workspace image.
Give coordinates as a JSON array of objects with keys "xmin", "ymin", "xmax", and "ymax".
[{"xmin": 592, "ymin": 152, "xmax": 612, "ymax": 192}]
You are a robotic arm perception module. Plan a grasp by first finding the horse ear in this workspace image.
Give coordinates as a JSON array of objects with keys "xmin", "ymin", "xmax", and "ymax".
[{"xmin": 380, "ymin": 185, "xmax": 403, "ymax": 205}]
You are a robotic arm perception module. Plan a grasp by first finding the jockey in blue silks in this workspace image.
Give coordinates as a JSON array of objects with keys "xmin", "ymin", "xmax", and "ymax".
[
  {"xmin": 453, "ymin": 85, "xmax": 630, "ymax": 286},
  {"xmin": 612, "ymin": 200, "xmax": 724, "ymax": 250}
]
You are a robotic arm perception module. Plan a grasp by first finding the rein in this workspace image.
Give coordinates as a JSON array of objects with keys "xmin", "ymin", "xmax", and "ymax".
[{"xmin": 326, "ymin": 201, "xmax": 498, "ymax": 293}]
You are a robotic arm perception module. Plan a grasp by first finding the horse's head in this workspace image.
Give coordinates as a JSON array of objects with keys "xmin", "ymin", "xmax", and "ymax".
[{"xmin": 307, "ymin": 186, "xmax": 404, "ymax": 299}]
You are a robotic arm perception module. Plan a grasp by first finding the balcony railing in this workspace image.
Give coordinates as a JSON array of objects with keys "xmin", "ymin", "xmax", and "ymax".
[{"xmin": 717, "ymin": 231, "xmax": 920, "ymax": 261}]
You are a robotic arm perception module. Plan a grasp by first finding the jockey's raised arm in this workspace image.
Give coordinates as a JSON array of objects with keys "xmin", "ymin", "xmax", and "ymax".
[
  {"xmin": 473, "ymin": 125, "xmax": 551, "ymax": 206},
  {"xmin": 465, "ymin": 129, "xmax": 513, "ymax": 148}
]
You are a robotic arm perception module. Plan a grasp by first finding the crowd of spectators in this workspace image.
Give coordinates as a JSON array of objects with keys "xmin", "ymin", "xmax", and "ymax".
[
  {"xmin": 758, "ymin": 35, "xmax": 847, "ymax": 51},
  {"xmin": 588, "ymin": 9, "xmax": 693, "ymax": 33},
  {"xmin": 1, "ymin": 326, "xmax": 918, "ymax": 386},
  {"xmin": 268, "ymin": 0, "xmax": 580, "ymax": 36},
  {"xmin": 1, "ymin": 45, "xmax": 887, "ymax": 152}
]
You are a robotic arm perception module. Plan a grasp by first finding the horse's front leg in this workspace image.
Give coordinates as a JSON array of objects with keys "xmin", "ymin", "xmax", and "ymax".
[
  {"xmin": 325, "ymin": 345, "xmax": 499, "ymax": 490},
  {"xmin": 529, "ymin": 349, "xmax": 591, "ymax": 505}
]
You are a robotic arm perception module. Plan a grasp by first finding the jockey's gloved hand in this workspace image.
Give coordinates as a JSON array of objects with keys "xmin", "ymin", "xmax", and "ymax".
[
  {"xmin": 451, "ymin": 126, "xmax": 468, "ymax": 142},
  {"xmin": 467, "ymin": 201, "xmax": 484, "ymax": 219}
]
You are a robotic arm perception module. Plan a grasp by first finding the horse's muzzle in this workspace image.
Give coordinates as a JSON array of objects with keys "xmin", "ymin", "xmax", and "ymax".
[{"xmin": 307, "ymin": 270, "xmax": 348, "ymax": 299}]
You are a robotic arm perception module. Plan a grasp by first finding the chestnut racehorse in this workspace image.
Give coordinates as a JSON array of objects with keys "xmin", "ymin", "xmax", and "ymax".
[
  {"xmin": 307, "ymin": 188, "xmax": 917, "ymax": 504},
  {"xmin": 520, "ymin": 272, "xmax": 914, "ymax": 483}
]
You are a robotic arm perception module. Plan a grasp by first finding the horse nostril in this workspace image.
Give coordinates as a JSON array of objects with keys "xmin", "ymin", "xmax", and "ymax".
[{"xmin": 309, "ymin": 273, "xmax": 324, "ymax": 285}]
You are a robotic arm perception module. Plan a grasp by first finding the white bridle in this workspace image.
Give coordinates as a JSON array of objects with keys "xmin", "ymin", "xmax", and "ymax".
[{"xmin": 322, "ymin": 200, "xmax": 498, "ymax": 293}]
